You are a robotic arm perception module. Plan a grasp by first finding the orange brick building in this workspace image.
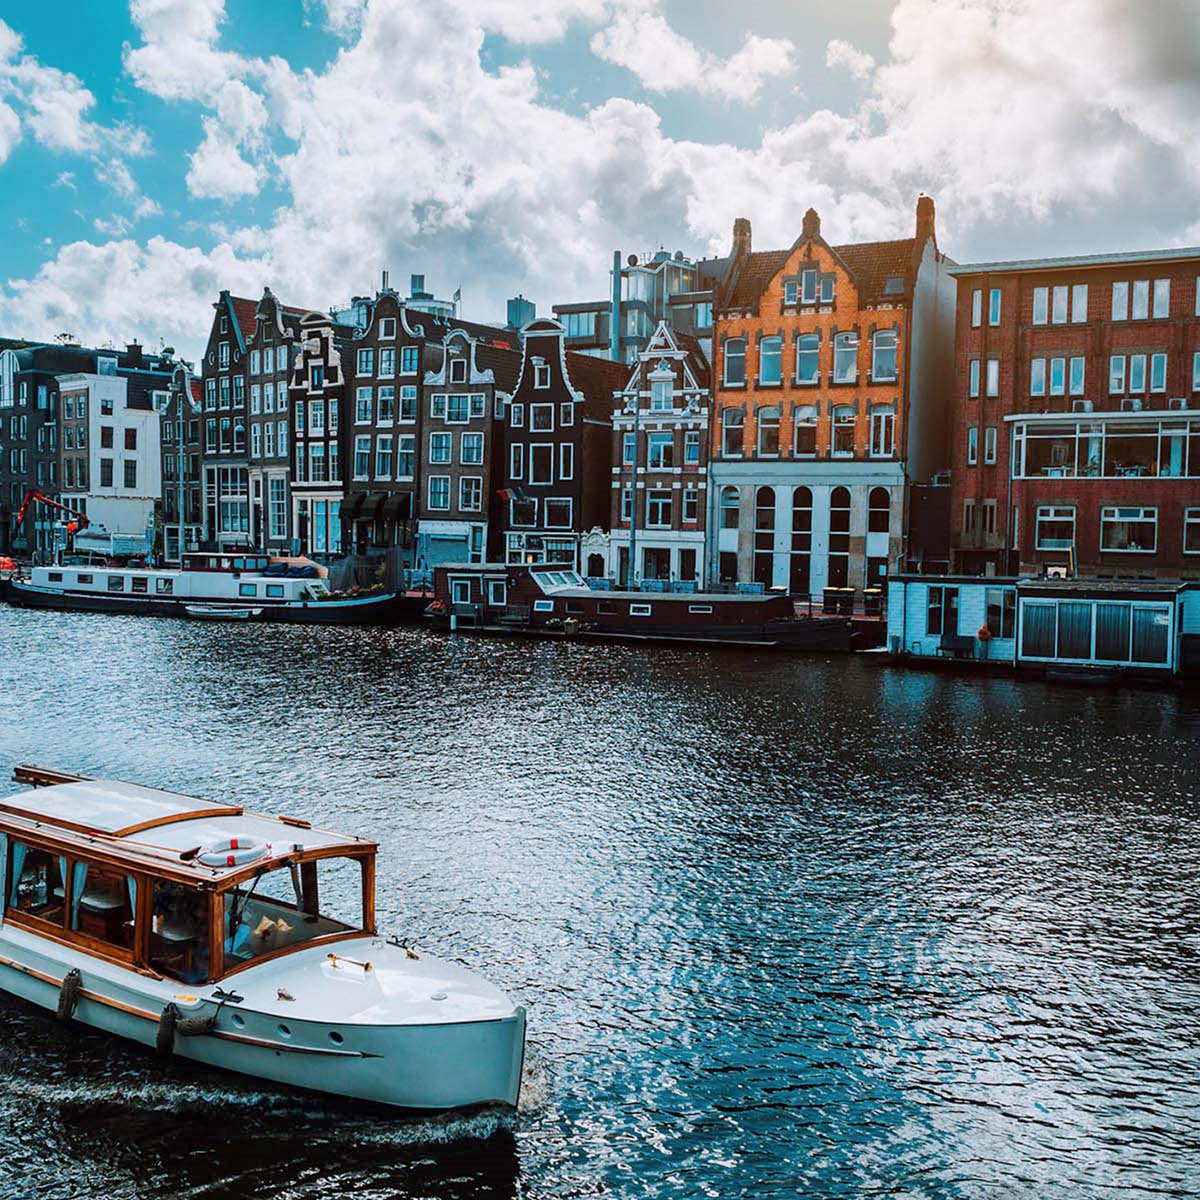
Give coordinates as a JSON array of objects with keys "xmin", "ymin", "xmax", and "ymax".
[{"xmin": 708, "ymin": 196, "xmax": 956, "ymax": 595}]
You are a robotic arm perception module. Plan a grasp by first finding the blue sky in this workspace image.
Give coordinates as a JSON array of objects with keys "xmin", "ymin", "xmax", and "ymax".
[{"xmin": 1, "ymin": 0, "xmax": 1198, "ymax": 363}]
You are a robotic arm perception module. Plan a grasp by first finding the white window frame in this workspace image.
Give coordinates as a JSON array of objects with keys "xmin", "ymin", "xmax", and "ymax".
[
  {"xmin": 1035, "ymin": 505, "xmax": 1075, "ymax": 551},
  {"xmin": 984, "ymin": 426, "xmax": 997, "ymax": 464},
  {"xmin": 427, "ymin": 475, "xmax": 451, "ymax": 511},
  {"xmin": 1100, "ymin": 506, "xmax": 1157, "ymax": 553}
]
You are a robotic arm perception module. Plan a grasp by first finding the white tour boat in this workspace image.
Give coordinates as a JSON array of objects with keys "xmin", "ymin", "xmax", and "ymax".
[{"xmin": 0, "ymin": 766, "xmax": 526, "ymax": 1111}]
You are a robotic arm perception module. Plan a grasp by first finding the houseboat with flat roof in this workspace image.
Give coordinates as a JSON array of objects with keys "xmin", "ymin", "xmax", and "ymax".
[
  {"xmin": 6, "ymin": 553, "xmax": 406, "ymax": 624},
  {"xmin": 427, "ymin": 562, "xmax": 854, "ymax": 650},
  {"xmin": 0, "ymin": 765, "xmax": 525, "ymax": 1111}
]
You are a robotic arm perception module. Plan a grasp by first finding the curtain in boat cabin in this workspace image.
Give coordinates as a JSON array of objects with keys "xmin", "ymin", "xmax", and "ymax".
[
  {"xmin": 70, "ymin": 862, "xmax": 88, "ymax": 926},
  {"xmin": 0, "ymin": 835, "xmax": 8, "ymax": 916},
  {"xmin": 127, "ymin": 877, "xmax": 137, "ymax": 914},
  {"xmin": 7, "ymin": 842, "xmax": 25, "ymax": 908}
]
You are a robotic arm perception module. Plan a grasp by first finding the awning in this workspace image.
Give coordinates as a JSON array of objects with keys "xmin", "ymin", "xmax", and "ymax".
[
  {"xmin": 340, "ymin": 492, "xmax": 365, "ymax": 519},
  {"xmin": 360, "ymin": 492, "xmax": 385, "ymax": 518},
  {"xmin": 381, "ymin": 492, "xmax": 412, "ymax": 520}
]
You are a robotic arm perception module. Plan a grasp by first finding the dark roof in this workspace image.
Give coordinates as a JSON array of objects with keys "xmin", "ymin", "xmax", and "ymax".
[
  {"xmin": 227, "ymin": 296, "xmax": 259, "ymax": 342},
  {"xmin": 673, "ymin": 329, "xmax": 712, "ymax": 380},
  {"xmin": 473, "ymin": 341, "xmax": 522, "ymax": 393},
  {"xmin": 722, "ymin": 250, "xmax": 791, "ymax": 311},
  {"xmin": 835, "ymin": 238, "xmax": 919, "ymax": 303},
  {"xmin": 565, "ymin": 351, "xmax": 627, "ymax": 419}
]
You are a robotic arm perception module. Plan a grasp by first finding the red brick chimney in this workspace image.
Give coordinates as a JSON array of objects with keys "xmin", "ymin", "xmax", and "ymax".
[
  {"xmin": 731, "ymin": 217, "xmax": 752, "ymax": 258},
  {"xmin": 916, "ymin": 193, "xmax": 936, "ymax": 242},
  {"xmin": 801, "ymin": 207, "xmax": 821, "ymax": 241}
]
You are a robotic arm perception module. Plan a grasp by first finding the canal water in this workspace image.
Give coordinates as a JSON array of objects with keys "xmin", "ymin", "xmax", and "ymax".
[{"xmin": 0, "ymin": 607, "xmax": 1198, "ymax": 1199}]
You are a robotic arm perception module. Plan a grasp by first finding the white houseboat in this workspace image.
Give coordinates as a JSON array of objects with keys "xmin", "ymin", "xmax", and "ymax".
[
  {"xmin": 6, "ymin": 553, "xmax": 406, "ymax": 624},
  {"xmin": 887, "ymin": 573, "xmax": 1200, "ymax": 682},
  {"xmin": 0, "ymin": 765, "xmax": 526, "ymax": 1110}
]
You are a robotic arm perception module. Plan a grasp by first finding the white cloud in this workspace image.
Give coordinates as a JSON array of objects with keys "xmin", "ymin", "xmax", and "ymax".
[
  {"xmin": 825, "ymin": 38, "xmax": 875, "ymax": 81},
  {"xmin": 186, "ymin": 115, "xmax": 262, "ymax": 200},
  {"xmin": 590, "ymin": 5, "xmax": 795, "ymax": 102}
]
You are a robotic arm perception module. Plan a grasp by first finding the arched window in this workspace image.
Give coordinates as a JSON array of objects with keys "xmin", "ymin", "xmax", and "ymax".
[
  {"xmin": 721, "ymin": 408, "xmax": 744, "ymax": 457},
  {"xmin": 868, "ymin": 486, "xmax": 890, "ymax": 534},
  {"xmin": 791, "ymin": 486, "xmax": 813, "ymax": 595},
  {"xmin": 828, "ymin": 486, "xmax": 851, "ymax": 587},
  {"xmin": 872, "ymin": 330, "xmax": 897, "ymax": 382},
  {"xmin": 754, "ymin": 486, "xmax": 775, "ymax": 587},
  {"xmin": 795, "ymin": 334, "xmax": 820, "ymax": 385},
  {"xmin": 723, "ymin": 337, "xmax": 746, "ymax": 386},
  {"xmin": 833, "ymin": 332, "xmax": 858, "ymax": 383},
  {"xmin": 720, "ymin": 485, "xmax": 740, "ymax": 530},
  {"xmin": 758, "ymin": 336, "xmax": 782, "ymax": 386},
  {"xmin": 757, "ymin": 406, "xmax": 780, "ymax": 456}
]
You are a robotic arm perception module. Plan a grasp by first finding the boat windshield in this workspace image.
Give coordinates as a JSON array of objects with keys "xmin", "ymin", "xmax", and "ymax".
[{"xmin": 221, "ymin": 856, "xmax": 363, "ymax": 970}]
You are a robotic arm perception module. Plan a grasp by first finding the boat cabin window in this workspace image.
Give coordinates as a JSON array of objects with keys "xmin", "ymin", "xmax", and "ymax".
[
  {"xmin": 108, "ymin": 575, "xmax": 125, "ymax": 592},
  {"xmin": 131, "ymin": 577, "xmax": 148, "ymax": 594},
  {"xmin": 239, "ymin": 583, "xmax": 257, "ymax": 597},
  {"xmin": 7, "ymin": 845, "xmax": 65, "ymax": 924},
  {"xmin": 266, "ymin": 584, "xmax": 285, "ymax": 598},
  {"xmin": 150, "ymin": 880, "xmax": 210, "ymax": 984},
  {"xmin": 156, "ymin": 579, "xmax": 173, "ymax": 595},
  {"xmin": 70, "ymin": 864, "xmax": 136, "ymax": 951},
  {"xmin": 221, "ymin": 857, "xmax": 364, "ymax": 971}
]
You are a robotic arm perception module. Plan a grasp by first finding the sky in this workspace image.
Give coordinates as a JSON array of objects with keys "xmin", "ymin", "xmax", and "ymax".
[{"xmin": 0, "ymin": 0, "xmax": 1198, "ymax": 364}]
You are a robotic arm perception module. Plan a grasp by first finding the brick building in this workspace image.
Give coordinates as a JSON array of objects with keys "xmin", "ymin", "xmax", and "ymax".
[
  {"xmin": 607, "ymin": 321, "xmax": 711, "ymax": 585},
  {"xmin": 709, "ymin": 197, "xmax": 956, "ymax": 594},
  {"xmin": 950, "ymin": 247, "xmax": 1200, "ymax": 579},
  {"xmin": 500, "ymin": 318, "xmax": 627, "ymax": 570},
  {"xmin": 159, "ymin": 366, "xmax": 203, "ymax": 562}
]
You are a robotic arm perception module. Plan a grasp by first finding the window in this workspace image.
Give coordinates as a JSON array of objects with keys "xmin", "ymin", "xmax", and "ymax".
[
  {"xmin": 357, "ymin": 348, "xmax": 374, "ymax": 376},
  {"xmin": 264, "ymin": 382, "xmax": 275, "ymax": 413},
  {"xmin": 1069, "ymin": 357, "xmax": 1085, "ymax": 395},
  {"xmin": 870, "ymin": 408, "xmax": 895, "ymax": 457},
  {"xmin": 832, "ymin": 332, "xmax": 858, "ymax": 383},
  {"xmin": 683, "ymin": 489, "xmax": 698, "ymax": 522},
  {"xmin": 986, "ymin": 360, "xmax": 999, "ymax": 397},
  {"xmin": 784, "ymin": 280, "xmax": 798, "ymax": 305},
  {"xmin": 1153, "ymin": 278, "xmax": 1170, "ymax": 319},
  {"xmin": 986, "ymin": 588, "xmax": 1016, "ymax": 638},
  {"xmin": 401, "ymin": 346, "xmax": 419, "ymax": 374},
  {"xmin": 722, "ymin": 409, "xmax": 744, "ymax": 457},
  {"xmin": 355, "ymin": 387, "xmax": 372, "ymax": 423},
  {"xmin": 1033, "ymin": 287, "xmax": 1049, "ymax": 325},
  {"xmin": 723, "ymin": 338, "xmax": 746, "ymax": 386},
  {"xmin": 832, "ymin": 406, "xmax": 855, "ymax": 456},
  {"xmin": 560, "ymin": 402, "xmax": 574, "ymax": 426},
  {"xmin": 650, "ymin": 377, "xmax": 674, "ymax": 411},
  {"xmin": 353, "ymin": 435, "xmax": 371, "ymax": 479},
  {"xmin": 963, "ymin": 499, "xmax": 976, "ymax": 533},
  {"xmin": 377, "ymin": 386, "xmax": 395, "ymax": 423},
  {"xmin": 868, "ymin": 486, "xmax": 890, "ymax": 534},
  {"xmin": 378, "ymin": 348, "xmax": 395, "ymax": 377},
  {"xmin": 988, "ymin": 288, "xmax": 1002, "ymax": 325},
  {"xmin": 429, "ymin": 432, "xmax": 452, "ymax": 463},
  {"xmin": 310, "ymin": 400, "xmax": 326, "ymax": 433},
  {"xmin": 487, "ymin": 578, "xmax": 506, "ymax": 607},
  {"xmin": 1150, "ymin": 353, "xmax": 1167, "ymax": 393},
  {"xmin": 250, "ymin": 385, "xmax": 261, "ymax": 415},
  {"xmin": 233, "ymin": 376, "xmax": 244, "ymax": 405},
  {"xmin": 529, "ymin": 444, "xmax": 553, "ymax": 484},
  {"xmin": 1194, "ymin": 352, "xmax": 1200, "ymax": 392},
  {"xmin": 720, "ymin": 486, "xmax": 739, "ymax": 530},
  {"xmin": 544, "ymin": 498, "xmax": 572, "ymax": 528},
  {"xmin": 100, "ymin": 458, "xmax": 113, "ymax": 487},
  {"xmin": 1112, "ymin": 281, "xmax": 1129, "ymax": 321},
  {"xmin": 530, "ymin": 404, "xmax": 554, "ymax": 432},
  {"xmin": 6, "ymin": 845, "xmax": 65, "ymax": 925},
  {"xmin": 647, "ymin": 490, "xmax": 671, "ymax": 527},
  {"xmin": 269, "ymin": 477, "xmax": 286, "ymax": 539},
  {"xmin": 559, "ymin": 443, "xmax": 574, "ymax": 480},
  {"xmin": 1110, "ymin": 355, "xmax": 1126, "ymax": 394},
  {"xmin": 310, "ymin": 364, "xmax": 324, "ymax": 389},
  {"xmin": 926, "ymin": 586, "xmax": 958, "ymax": 636},
  {"xmin": 1049, "ymin": 358, "xmax": 1065, "ymax": 396},
  {"xmin": 380, "ymin": 317, "xmax": 396, "ymax": 340},
  {"xmin": 971, "ymin": 289, "xmax": 982, "ymax": 327},
  {"xmin": 531, "ymin": 362, "xmax": 551, "ymax": 389},
  {"xmin": 1051, "ymin": 285, "xmax": 1068, "ymax": 324},
  {"xmin": 375, "ymin": 435, "xmax": 393, "ymax": 478},
  {"xmin": 758, "ymin": 337, "xmax": 782, "ymax": 386},
  {"xmin": 967, "ymin": 427, "xmax": 978, "ymax": 465},
  {"xmin": 510, "ymin": 443, "xmax": 524, "ymax": 479},
  {"xmin": 510, "ymin": 402, "xmax": 524, "ymax": 428},
  {"xmin": 1185, "ymin": 508, "xmax": 1200, "ymax": 554},
  {"xmin": 1101, "ymin": 506, "xmax": 1156, "ymax": 552},
  {"xmin": 796, "ymin": 333, "xmax": 819, "ymax": 384},
  {"xmin": 511, "ymin": 497, "xmax": 536, "ymax": 527},
  {"xmin": 309, "ymin": 442, "xmax": 326, "ymax": 482},
  {"xmin": 622, "ymin": 431, "xmax": 636, "ymax": 465},
  {"xmin": 794, "ymin": 406, "xmax": 817, "ymax": 456},
  {"xmin": 428, "ymin": 476, "xmax": 450, "ymax": 510},
  {"xmin": 984, "ymin": 426, "xmax": 997, "ymax": 464},
  {"xmin": 757, "ymin": 408, "xmax": 780, "ymax": 455},
  {"xmin": 461, "ymin": 432, "xmax": 484, "ymax": 464},
  {"xmin": 219, "ymin": 342, "xmax": 229, "ymax": 368},
  {"xmin": 107, "ymin": 574, "xmax": 124, "ymax": 592},
  {"xmin": 969, "ymin": 359, "xmax": 981, "ymax": 398},
  {"xmin": 872, "ymin": 330, "xmax": 897, "ymax": 381},
  {"xmin": 1036, "ymin": 505, "xmax": 1075, "ymax": 550},
  {"xmin": 1031, "ymin": 358, "xmax": 1047, "ymax": 396},
  {"xmin": 684, "ymin": 430, "xmax": 700, "ymax": 464},
  {"xmin": 1132, "ymin": 279, "xmax": 1150, "ymax": 320},
  {"xmin": 460, "ymin": 477, "xmax": 482, "ymax": 511},
  {"xmin": 277, "ymin": 345, "xmax": 288, "ymax": 372},
  {"xmin": 1072, "ymin": 283, "xmax": 1088, "ymax": 323},
  {"xmin": 397, "ymin": 434, "xmax": 414, "ymax": 479},
  {"xmin": 1129, "ymin": 354, "xmax": 1147, "ymax": 393},
  {"xmin": 250, "ymin": 350, "xmax": 261, "ymax": 375},
  {"xmin": 101, "ymin": 426, "xmax": 114, "ymax": 449},
  {"xmin": 399, "ymin": 386, "xmax": 417, "ymax": 420}
]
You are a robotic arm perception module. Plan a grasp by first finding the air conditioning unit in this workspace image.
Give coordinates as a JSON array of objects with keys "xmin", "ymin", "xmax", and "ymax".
[
  {"xmin": 1168, "ymin": 397, "xmax": 1188, "ymax": 411},
  {"xmin": 1071, "ymin": 399, "xmax": 1094, "ymax": 412},
  {"xmin": 1120, "ymin": 397, "xmax": 1143, "ymax": 412}
]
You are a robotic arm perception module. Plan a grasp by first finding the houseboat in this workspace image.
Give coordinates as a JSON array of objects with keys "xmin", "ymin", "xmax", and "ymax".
[
  {"xmin": 427, "ymin": 562, "xmax": 854, "ymax": 650},
  {"xmin": 6, "ymin": 553, "xmax": 406, "ymax": 624},
  {"xmin": 0, "ymin": 765, "xmax": 525, "ymax": 1111},
  {"xmin": 886, "ymin": 573, "xmax": 1200, "ymax": 683}
]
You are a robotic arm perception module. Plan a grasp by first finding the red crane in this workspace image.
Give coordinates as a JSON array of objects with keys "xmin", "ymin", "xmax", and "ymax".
[{"xmin": 12, "ymin": 489, "xmax": 90, "ymax": 548}]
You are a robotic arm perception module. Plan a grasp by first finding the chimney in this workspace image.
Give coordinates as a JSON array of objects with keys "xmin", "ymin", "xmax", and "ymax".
[
  {"xmin": 125, "ymin": 341, "xmax": 144, "ymax": 367},
  {"xmin": 731, "ymin": 217, "xmax": 752, "ymax": 258},
  {"xmin": 382, "ymin": 269, "xmax": 390, "ymax": 292},
  {"xmin": 916, "ymin": 193, "xmax": 936, "ymax": 242},
  {"xmin": 801, "ymin": 207, "xmax": 821, "ymax": 241}
]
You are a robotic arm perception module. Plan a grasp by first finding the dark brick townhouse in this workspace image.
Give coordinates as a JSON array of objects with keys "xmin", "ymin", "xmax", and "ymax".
[{"xmin": 158, "ymin": 367, "xmax": 203, "ymax": 561}]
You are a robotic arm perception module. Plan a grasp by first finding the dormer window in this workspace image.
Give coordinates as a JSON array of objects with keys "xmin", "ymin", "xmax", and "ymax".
[
  {"xmin": 650, "ymin": 378, "xmax": 673, "ymax": 411},
  {"xmin": 450, "ymin": 358, "xmax": 467, "ymax": 384},
  {"xmin": 220, "ymin": 316, "xmax": 228, "ymax": 334},
  {"xmin": 533, "ymin": 362, "xmax": 550, "ymax": 389},
  {"xmin": 784, "ymin": 281, "xmax": 798, "ymax": 305},
  {"xmin": 379, "ymin": 317, "xmax": 396, "ymax": 340},
  {"xmin": 219, "ymin": 342, "xmax": 229, "ymax": 368}
]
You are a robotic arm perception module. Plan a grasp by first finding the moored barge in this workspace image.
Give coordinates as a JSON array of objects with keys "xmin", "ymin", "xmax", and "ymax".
[{"xmin": 426, "ymin": 562, "xmax": 853, "ymax": 650}]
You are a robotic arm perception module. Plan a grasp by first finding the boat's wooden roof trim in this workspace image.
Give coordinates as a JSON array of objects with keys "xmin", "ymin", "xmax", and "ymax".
[{"xmin": 113, "ymin": 807, "xmax": 246, "ymax": 838}]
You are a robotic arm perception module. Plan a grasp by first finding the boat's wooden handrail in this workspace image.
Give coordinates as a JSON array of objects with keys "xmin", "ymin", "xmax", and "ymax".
[{"xmin": 12, "ymin": 764, "xmax": 95, "ymax": 788}]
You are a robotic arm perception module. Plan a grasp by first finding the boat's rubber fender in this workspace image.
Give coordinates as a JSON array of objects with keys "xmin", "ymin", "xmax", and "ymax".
[
  {"xmin": 176, "ymin": 1013, "xmax": 216, "ymax": 1037},
  {"xmin": 156, "ymin": 1002, "xmax": 179, "ymax": 1055},
  {"xmin": 56, "ymin": 968, "xmax": 82, "ymax": 1021}
]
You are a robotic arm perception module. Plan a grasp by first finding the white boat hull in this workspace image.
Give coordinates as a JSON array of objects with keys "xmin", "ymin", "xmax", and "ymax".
[{"xmin": 0, "ymin": 926, "xmax": 525, "ymax": 1111}]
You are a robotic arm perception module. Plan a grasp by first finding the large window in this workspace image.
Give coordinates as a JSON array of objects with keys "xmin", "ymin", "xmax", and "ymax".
[
  {"xmin": 986, "ymin": 588, "xmax": 1016, "ymax": 639},
  {"xmin": 529, "ymin": 444, "xmax": 553, "ymax": 484},
  {"xmin": 720, "ymin": 486, "xmax": 739, "ymax": 530},
  {"xmin": 757, "ymin": 407, "xmax": 780, "ymax": 455},
  {"xmin": 428, "ymin": 475, "xmax": 450, "ymax": 510},
  {"xmin": 833, "ymin": 333, "xmax": 858, "ymax": 383},
  {"xmin": 926, "ymin": 586, "xmax": 958, "ymax": 636},
  {"xmin": 796, "ymin": 334, "xmax": 819, "ymax": 384},
  {"xmin": 353, "ymin": 435, "xmax": 371, "ymax": 479},
  {"xmin": 429, "ymin": 432, "xmax": 452, "ymax": 464},
  {"xmin": 794, "ymin": 406, "xmax": 817, "ymax": 456},
  {"xmin": 461, "ymin": 432, "xmax": 484, "ymax": 465},
  {"xmin": 647, "ymin": 432, "xmax": 674, "ymax": 469},
  {"xmin": 869, "ymin": 408, "xmax": 894, "ymax": 458},
  {"xmin": 1100, "ymin": 506, "xmax": 1157, "ymax": 552},
  {"xmin": 722, "ymin": 409, "xmax": 744, "ymax": 457},
  {"xmin": 646, "ymin": 490, "xmax": 672, "ymax": 527},
  {"xmin": 1021, "ymin": 599, "xmax": 1171, "ymax": 666},
  {"xmin": 1035, "ymin": 505, "xmax": 1075, "ymax": 550},
  {"xmin": 1013, "ymin": 417, "xmax": 1200, "ymax": 479},
  {"xmin": 758, "ymin": 337, "xmax": 782, "ymax": 386},
  {"xmin": 868, "ymin": 486, "xmax": 890, "ymax": 534},
  {"xmin": 872, "ymin": 330, "xmax": 897, "ymax": 381},
  {"xmin": 832, "ymin": 406, "xmax": 855, "ymax": 456}
]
